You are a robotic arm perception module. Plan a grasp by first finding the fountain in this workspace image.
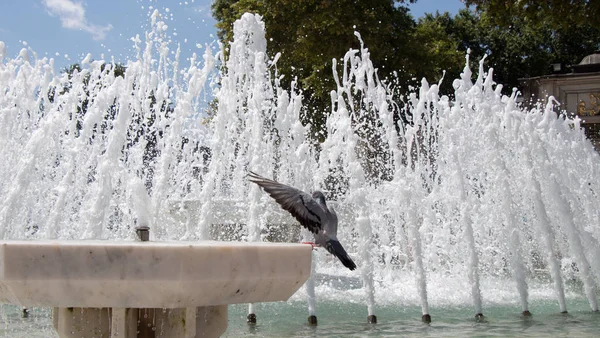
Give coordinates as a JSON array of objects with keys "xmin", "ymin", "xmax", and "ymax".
[
  {"xmin": 0, "ymin": 12, "xmax": 314, "ymax": 337},
  {"xmin": 2, "ymin": 10, "xmax": 600, "ymax": 337}
]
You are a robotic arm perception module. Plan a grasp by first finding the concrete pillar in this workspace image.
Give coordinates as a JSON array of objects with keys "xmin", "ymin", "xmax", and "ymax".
[{"xmin": 53, "ymin": 305, "xmax": 228, "ymax": 338}]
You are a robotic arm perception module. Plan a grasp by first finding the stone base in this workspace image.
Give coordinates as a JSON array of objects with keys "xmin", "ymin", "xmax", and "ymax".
[
  {"xmin": 0, "ymin": 240, "xmax": 311, "ymax": 337},
  {"xmin": 53, "ymin": 305, "xmax": 227, "ymax": 338}
]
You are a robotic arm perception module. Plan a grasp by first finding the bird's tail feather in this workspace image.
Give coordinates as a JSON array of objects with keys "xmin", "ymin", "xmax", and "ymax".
[{"xmin": 326, "ymin": 240, "xmax": 357, "ymax": 271}]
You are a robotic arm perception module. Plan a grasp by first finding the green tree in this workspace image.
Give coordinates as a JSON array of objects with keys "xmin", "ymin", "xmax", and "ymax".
[
  {"xmin": 457, "ymin": 8, "xmax": 599, "ymax": 91},
  {"xmin": 212, "ymin": 0, "xmax": 600, "ymax": 135},
  {"xmin": 456, "ymin": 9, "xmax": 552, "ymax": 90},
  {"xmin": 212, "ymin": 0, "xmax": 417, "ymax": 138},
  {"xmin": 464, "ymin": 0, "xmax": 600, "ymax": 31},
  {"xmin": 414, "ymin": 8, "xmax": 600, "ymax": 94},
  {"xmin": 410, "ymin": 12, "xmax": 465, "ymax": 93}
]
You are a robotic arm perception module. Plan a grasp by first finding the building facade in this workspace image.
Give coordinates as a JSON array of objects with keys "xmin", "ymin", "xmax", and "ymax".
[{"xmin": 519, "ymin": 51, "xmax": 600, "ymax": 148}]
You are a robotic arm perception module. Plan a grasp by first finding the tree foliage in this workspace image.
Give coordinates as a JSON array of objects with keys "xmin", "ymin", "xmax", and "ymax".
[
  {"xmin": 400, "ymin": 7, "xmax": 600, "ymax": 95},
  {"xmin": 464, "ymin": 0, "xmax": 600, "ymax": 31},
  {"xmin": 212, "ymin": 0, "xmax": 600, "ymax": 134},
  {"xmin": 212, "ymin": 0, "xmax": 417, "ymax": 136},
  {"xmin": 410, "ymin": 12, "xmax": 465, "ymax": 90},
  {"xmin": 454, "ymin": 8, "xmax": 599, "ymax": 91}
]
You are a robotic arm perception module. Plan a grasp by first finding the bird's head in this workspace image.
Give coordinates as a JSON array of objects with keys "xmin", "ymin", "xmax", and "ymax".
[{"xmin": 312, "ymin": 191, "xmax": 327, "ymax": 205}]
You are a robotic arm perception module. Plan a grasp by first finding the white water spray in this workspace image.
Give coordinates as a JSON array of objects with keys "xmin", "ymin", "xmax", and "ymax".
[{"xmin": 2, "ymin": 13, "xmax": 600, "ymax": 318}]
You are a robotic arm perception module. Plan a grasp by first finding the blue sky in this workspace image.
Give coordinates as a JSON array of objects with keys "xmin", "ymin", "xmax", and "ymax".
[{"xmin": 0, "ymin": 0, "xmax": 465, "ymax": 71}]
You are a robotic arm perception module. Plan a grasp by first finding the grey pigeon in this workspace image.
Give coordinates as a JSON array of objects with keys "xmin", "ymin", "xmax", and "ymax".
[{"xmin": 248, "ymin": 171, "xmax": 357, "ymax": 271}]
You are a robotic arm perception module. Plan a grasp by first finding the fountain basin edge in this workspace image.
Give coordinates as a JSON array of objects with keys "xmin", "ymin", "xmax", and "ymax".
[{"xmin": 0, "ymin": 240, "xmax": 312, "ymax": 337}]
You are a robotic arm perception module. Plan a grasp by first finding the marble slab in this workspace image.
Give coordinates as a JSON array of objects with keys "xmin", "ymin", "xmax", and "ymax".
[{"xmin": 0, "ymin": 240, "xmax": 312, "ymax": 308}]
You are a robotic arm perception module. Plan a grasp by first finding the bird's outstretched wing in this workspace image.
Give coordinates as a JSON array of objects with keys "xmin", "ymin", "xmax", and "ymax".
[
  {"xmin": 248, "ymin": 171, "xmax": 323, "ymax": 234},
  {"xmin": 324, "ymin": 204, "xmax": 338, "ymax": 237}
]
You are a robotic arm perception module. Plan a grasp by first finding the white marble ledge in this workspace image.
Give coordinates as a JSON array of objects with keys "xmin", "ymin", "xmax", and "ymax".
[{"xmin": 0, "ymin": 240, "xmax": 312, "ymax": 308}]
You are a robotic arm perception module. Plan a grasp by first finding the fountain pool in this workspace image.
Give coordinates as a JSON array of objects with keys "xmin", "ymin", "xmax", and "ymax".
[
  {"xmin": 2, "ymin": 10, "xmax": 600, "ymax": 336},
  {"xmin": 3, "ymin": 295, "xmax": 600, "ymax": 337}
]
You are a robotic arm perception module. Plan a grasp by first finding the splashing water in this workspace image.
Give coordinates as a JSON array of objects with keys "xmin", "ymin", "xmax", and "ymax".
[{"xmin": 2, "ymin": 12, "xmax": 600, "ymax": 320}]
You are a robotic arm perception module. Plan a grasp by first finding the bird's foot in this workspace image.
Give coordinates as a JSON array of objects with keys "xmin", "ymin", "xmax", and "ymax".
[{"xmin": 301, "ymin": 242, "xmax": 318, "ymax": 250}]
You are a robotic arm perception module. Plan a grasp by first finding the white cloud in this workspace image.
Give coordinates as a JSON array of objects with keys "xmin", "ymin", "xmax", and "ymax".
[{"xmin": 42, "ymin": 0, "xmax": 112, "ymax": 40}]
